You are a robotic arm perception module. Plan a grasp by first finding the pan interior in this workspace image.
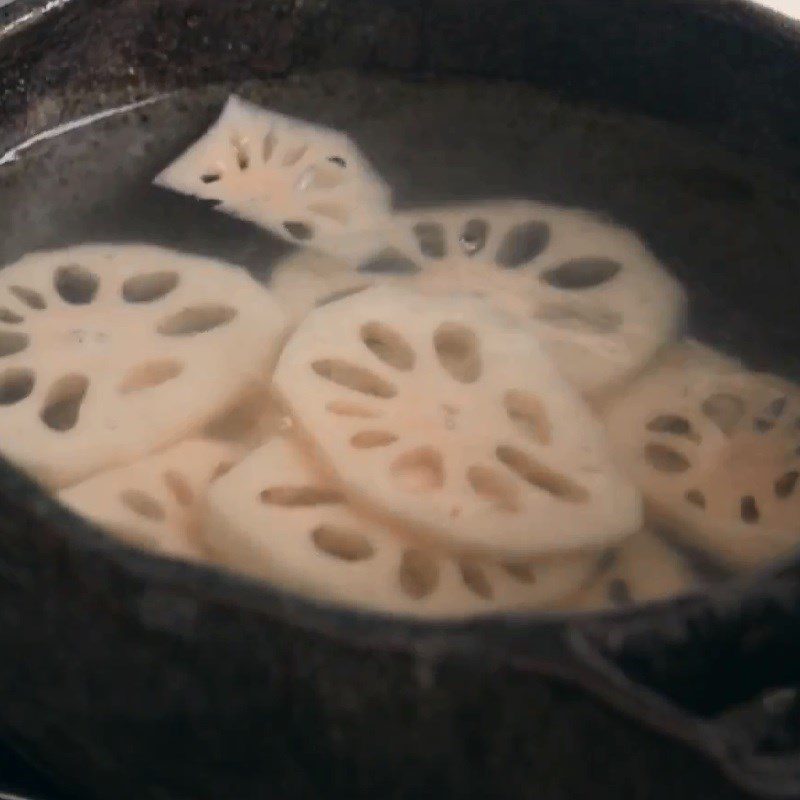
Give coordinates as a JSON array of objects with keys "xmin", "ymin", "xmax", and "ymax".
[{"xmin": 0, "ymin": 72, "xmax": 799, "ymax": 608}]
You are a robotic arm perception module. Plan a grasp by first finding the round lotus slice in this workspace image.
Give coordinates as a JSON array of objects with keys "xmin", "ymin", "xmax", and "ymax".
[
  {"xmin": 202, "ymin": 383, "xmax": 293, "ymax": 449},
  {"xmin": 605, "ymin": 348, "xmax": 800, "ymax": 567},
  {"xmin": 60, "ymin": 439, "xmax": 240, "ymax": 560},
  {"xmin": 561, "ymin": 530, "xmax": 698, "ymax": 612},
  {"xmin": 355, "ymin": 202, "xmax": 686, "ymax": 396},
  {"xmin": 269, "ymin": 250, "xmax": 375, "ymax": 325},
  {"xmin": 591, "ymin": 338, "xmax": 744, "ymax": 414},
  {"xmin": 204, "ymin": 437, "xmax": 595, "ymax": 617},
  {"xmin": 155, "ymin": 95, "xmax": 391, "ymax": 259},
  {"xmin": 0, "ymin": 244, "xmax": 286, "ymax": 488},
  {"xmin": 268, "ymin": 245, "xmax": 423, "ymax": 325},
  {"xmin": 274, "ymin": 286, "xmax": 642, "ymax": 558}
]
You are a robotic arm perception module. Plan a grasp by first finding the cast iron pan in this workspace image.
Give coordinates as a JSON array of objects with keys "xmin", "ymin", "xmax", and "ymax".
[{"xmin": 1, "ymin": 1, "xmax": 800, "ymax": 798}]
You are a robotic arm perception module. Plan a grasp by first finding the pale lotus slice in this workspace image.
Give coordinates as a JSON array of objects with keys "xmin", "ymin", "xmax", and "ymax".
[
  {"xmin": 274, "ymin": 286, "xmax": 642, "ymax": 558},
  {"xmin": 355, "ymin": 202, "xmax": 686, "ymax": 396},
  {"xmin": 203, "ymin": 437, "xmax": 596, "ymax": 617},
  {"xmin": 268, "ymin": 235, "xmax": 426, "ymax": 325},
  {"xmin": 605, "ymin": 345, "xmax": 800, "ymax": 567},
  {"xmin": 642, "ymin": 338, "xmax": 743, "ymax": 376},
  {"xmin": 60, "ymin": 439, "xmax": 240, "ymax": 560},
  {"xmin": 155, "ymin": 95, "xmax": 392, "ymax": 259},
  {"xmin": 269, "ymin": 250, "xmax": 375, "ymax": 325},
  {"xmin": 0, "ymin": 244, "xmax": 285, "ymax": 488},
  {"xmin": 591, "ymin": 338, "xmax": 744, "ymax": 413},
  {"xmin": 560, "ymin": 530, "xmax": 698, "ymax": 612},
  {"xmin": 202, "ymin": 383, "xmax": 293, "ymax": 449}
]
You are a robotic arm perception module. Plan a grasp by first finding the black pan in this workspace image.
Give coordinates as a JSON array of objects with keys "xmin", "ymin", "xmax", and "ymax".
[{"xmin": 1, "ymin": 1, "xmax": 800, "ymax": 798}]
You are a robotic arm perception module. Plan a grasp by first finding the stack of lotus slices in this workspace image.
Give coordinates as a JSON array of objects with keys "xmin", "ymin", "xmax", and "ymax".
[{"xmin": 1, "ymin": 94, "xmax": 796, "ymax": 618}]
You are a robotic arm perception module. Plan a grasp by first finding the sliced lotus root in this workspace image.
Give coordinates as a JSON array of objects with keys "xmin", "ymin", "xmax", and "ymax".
[
  {"xmin": 269, "ymin": 250, "xmax": 376, "ymax": 325},
  {"xmin": 0, "ymin": 244, "xmax": 286, "ymax": 488},
  {"xmin": 605, "ymin": 348, "xmax": 800, "ymax": 567},
  {"xmin": 273, "ymin": 286, "xmax": 642, "ymax": 558},
  {"xmin": 592, "ymin": 339, "xmax": 744, "ymax": 413},
  {"xmin": 155, "ymin": 95, "xmax": 392, "ymax": 259},
  {"xmin": 203, "ymin": 436, "xmax": 596, "ymax": 617},
  {"xmin": 60, "ymin": 439, "xmax": 240, "ymax": 560},
  {"xmin": 560, "ymin": 530, "xmax": 698, "ymax": 612},
  {"xmin": 202, "ymin": 383, "xmax": 293, "ymax": 449},
  {"xmin": 268, "ymin": 230, "xmax": 434, "ymax": 325},
  {"xmin": 640, "ymin": 338, "xmax": 743, "ymax": 377},
  {"xmin": 355, "ymin": 202, "xmax": 686, "ymax": 396}
]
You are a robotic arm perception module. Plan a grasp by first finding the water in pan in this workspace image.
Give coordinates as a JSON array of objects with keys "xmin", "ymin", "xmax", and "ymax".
[{"xmin": 0, "ymin": 73, "xmax": 798, "ymax": 617}]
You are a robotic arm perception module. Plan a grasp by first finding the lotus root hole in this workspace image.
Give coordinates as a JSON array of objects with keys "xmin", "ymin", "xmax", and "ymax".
[
  {"xmin": 502, "ymin": 562, "xmax": 538, "ymax": 584},
  {"xmin": 40, "ymin": 374, "xmax": 89, "ymax": 431},
  {"xmin": 307, "ymin": 202, "xmax": 349, "ymax": 224},
  {"xmin": 157, "ymin": 304, "xmax": 237, "ymax": 336},
  {"xmin": 767, "ymin": 397, "xmax": 788, "ymax": 418},
  {"xmin": 686, "ymin": 489, "xmax": 707, "ymax": 509},
  {"xmin": 399, "ymin": 549, "xmax": 440, "ymax": 599},
  {"xmin": 119, "ymin": 360, "xmax": 184, "ymax": 394},
  {"xmin": 312, "ymin": 359, "xmax": 396, "ymax": 398},
  {"xmin": 701, "ymin": 393, "xmax": 745, "ymax": 435},
  {"xmin": 496, "ymin": 445, "xmax": 589, "ymax": 502},
  {"xmin": 262, "ymin": 130, "xmax": 277, "ymax": 162},
  {"xmin": 163, "ymin": 470, "xmax": 193, "ymax": 506},
  {"xmin": 360, "ymin": 248, "xmax": 420, "ymax": 275},
  {"xmin": 460, "ymin": 218, "xmax": 489, "ymax": 255},
  {"xmin": 434, "ymin": 323, "xmax": 481, "ymax": 384},
  {"xmin": 54, "ymin": 265, "xmax": 99, "ymax": 305},
  {"xmin": 495, "ymin": 220, "xmax": 550, "ymax": 269},
  {"xmin": 293, "ymin": 166, "xmax": 313, "ymax": 192},
  {"xmin": 775, "ymin": 471, "xmax": 799, "ymax": 499},
  {"xmin": 541, "ymin": 258, "xmax": 622, "ymax": 290},
  {"xmin": 608, "ymin": 579, "xmax": 632, "ymax": 605},
  {"xmin": 361, "ymin": 322, "xmax": 416, "ymax": 372},
  {"xmin": 391, "ymin": 447, "xmax": 445, "ymax": 492},
  {"xmin": 504, "ymin": 390, "xmax": 552, "ymax": 445},
  {"xmin": 754, "ymin": 418, "xmax": 775, "ymax": 433},
  {"xmin": 596, "ymin": 550, "xmax": 619, "ymax": 572},
  {"xmin": 467, "ymin": 465, "xmax": 520, "ymax": 512},
  {"xmin": 351, "ymin": 430, "xmax": 398, "ymax": 449},
  {"xmin": 122, "ymin": 271, "xmax": 179, "ymax": 304},
  {"xmin": 646, "ymin": 414, "xmax": 701, "ymax": 444},
  {"xmin": 231, "ymin": 135, "xmax": 250, "ymax": 170},
  {"xmin": 0, "ymin": 308, "xmax": 24, "ymax": 324},
  {"xmin": 740, "ymin": 495, "xmax": 760, "ymax": 524},
  {"xmin": 9, "ymin": 286, "xmax": 46, "ymax": 309},
  {"xmin": 326, "ymin": 399, "xmax": 379, "ymax": 418},
  {"xmin": 459, "ymin": 561, "xmax": 494, "ymax": 600},
  {"xmin": 120, "ymin": 489, "xmax": 166, "ymax": 521},
  {"xmin": 283, "ymin": 221, "xmax": 315, "ymax": 241},
  {"xmin": 303, "ymin": 164, "xmax": 345, "ymax": 191},
  {"xmin": 0, "ymin": 368, "xmax": 35, "ymax": 405},
  {"xmin": 211, "ymin": 461, "xmax": 235, "ymax": 482},
  {"xmin": 281, "ymin": 144, "xmax": 308, "ymax": 167},
  {"xmin": 644, "ymin": 443, "xmax": 691, "ymax": 473},
  {"xmin": 311, "ymin": 525, "xmax": 375, "ymax": 562},
  {"xmin": 0, "ymin": 331, "xmax": 29, "ymax": 358},
  {"xmin": 260, "ymin": 486, "xmax": 343, "ymax": 506},
  {"xmin": 413, "ymin": 222, "xmax": 447, "ymax": 259},
  {"xmin": 533, "ymin": 303, "xmax": 623, "ymax": 334}
]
